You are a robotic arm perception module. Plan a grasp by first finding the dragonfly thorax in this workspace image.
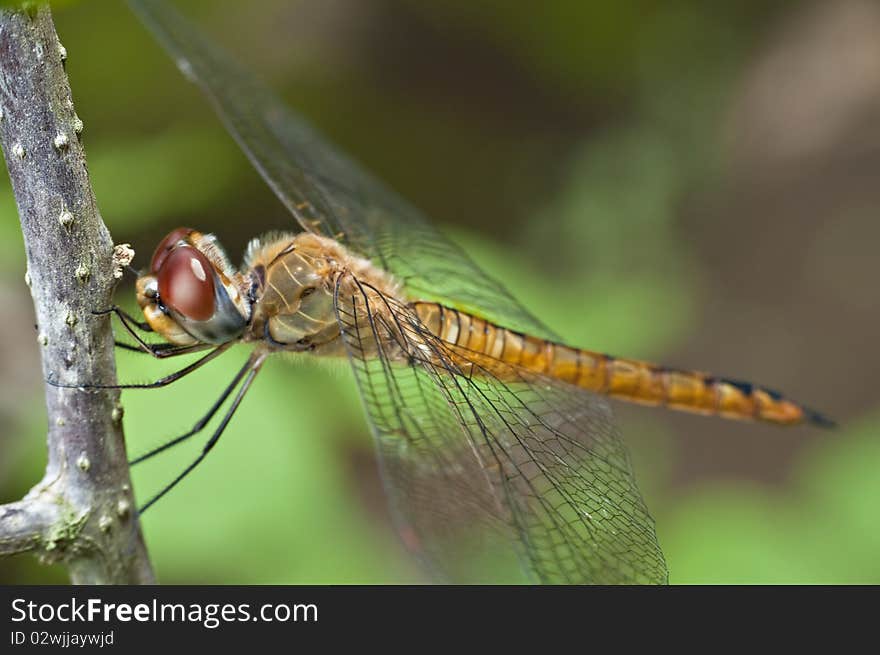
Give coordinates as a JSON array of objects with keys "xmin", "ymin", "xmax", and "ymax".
[{"xmin": 244, "ymin": 231, "xmax": 398, "ymax": 353}]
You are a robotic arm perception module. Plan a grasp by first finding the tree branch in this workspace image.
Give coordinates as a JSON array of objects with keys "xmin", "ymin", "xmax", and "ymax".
[{"xmin": 0, "ymin": 4, "xmax": 155, "ymax": 583}]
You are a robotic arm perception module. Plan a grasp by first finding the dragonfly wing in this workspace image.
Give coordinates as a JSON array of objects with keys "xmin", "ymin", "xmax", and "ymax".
[
  {"xmin": 129, "ymin": 0, "xmax": 554, "ymax": 338},
  {"xmin": 334, "ymin": 279, "xmax": 668, "ymax": 584},
  {"xmin": 132, "ymin": 0, "xmax": 668, "ymax": 583}
]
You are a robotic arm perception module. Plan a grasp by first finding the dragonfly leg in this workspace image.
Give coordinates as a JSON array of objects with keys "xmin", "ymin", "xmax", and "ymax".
[
  {"xmin": 94, "ymin": 305, "xmax": 151, "ymax": 332},
  {"xmin": 113, "ymin": 340, "xmax": 214, "ymax": 358},
  {"xmin": 136, "ymin": 352, "xmax": 266, "ymax": 515},
  {"xmin": 47, "ymin": 343, "xmax": 231, "ymax": 390},
  {"xmin": 96, "ymin": 305, "xmax": 203, "ymax": 359},
  {"xmin": 128, "ymin": 352, "xmax": 258, "ymax": 465}
]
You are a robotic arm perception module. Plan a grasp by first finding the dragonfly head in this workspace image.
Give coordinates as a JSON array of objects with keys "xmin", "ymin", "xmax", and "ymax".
[{"xmin": 136, "ymin": 227, "xmax": 251, "ymax": 345}]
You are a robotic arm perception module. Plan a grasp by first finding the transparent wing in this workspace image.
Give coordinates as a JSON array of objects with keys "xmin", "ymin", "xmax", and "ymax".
[
  {"xmin": 128, "ymin": 0, "xmax": 555, "ymax": 338},
  {"xmin": 334, "ymin": 278, "xmax": 668, "ymax": 584},
  {"xmin": 131, "ymin": 0, "xmax": 668, "ymax": 583}
]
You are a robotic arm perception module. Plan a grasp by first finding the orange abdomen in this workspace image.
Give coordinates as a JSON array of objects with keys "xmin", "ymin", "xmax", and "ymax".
[{"xmin": 412, "ymin": 302, "xmax": 832, "ymax": 428}]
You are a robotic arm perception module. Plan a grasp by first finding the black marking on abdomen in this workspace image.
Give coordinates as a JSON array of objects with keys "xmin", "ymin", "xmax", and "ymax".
[
  {"xmin": 718, "ymin": 377, "xmax": 753, "ymax": 395},
  {"xmin": 764, "ymin": 387, "xmax": 784, "ymax": 401},
  {"xmin": 720, "ymin": 377, "xmax": 789, "ymax": 401}
]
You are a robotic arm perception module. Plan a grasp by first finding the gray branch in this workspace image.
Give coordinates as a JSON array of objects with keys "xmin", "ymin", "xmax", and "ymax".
[{"xmin": 0, "ymin": 5, "xmax": 155, "ymax": 583}]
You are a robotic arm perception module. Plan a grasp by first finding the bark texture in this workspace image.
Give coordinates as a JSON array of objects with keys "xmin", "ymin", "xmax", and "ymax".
[{"xmin": 0, "ymin": 5, "xmax": 155, "ymax": 584}]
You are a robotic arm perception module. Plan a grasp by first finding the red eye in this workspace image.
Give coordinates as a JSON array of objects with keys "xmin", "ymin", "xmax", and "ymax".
[
  {"xmin": 157, "ymin": 246, "xmax": 216, "ymax": 321},
  {"xmin": 150, "ymin": 227, "xmax": 195, "ymax": 273}
]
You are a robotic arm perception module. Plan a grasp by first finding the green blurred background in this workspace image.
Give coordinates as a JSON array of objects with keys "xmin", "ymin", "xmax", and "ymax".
[{"xmin": 2, "ymin": 0, "xmax": 879, "ymax": 584}]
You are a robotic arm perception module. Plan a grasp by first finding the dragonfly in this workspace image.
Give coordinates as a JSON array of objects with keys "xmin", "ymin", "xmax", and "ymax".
[{"xmin": 111, "ymin": 0, "xmax": 832, "ymax": 584}]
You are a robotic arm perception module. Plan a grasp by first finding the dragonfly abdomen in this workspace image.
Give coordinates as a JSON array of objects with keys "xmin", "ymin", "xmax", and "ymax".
[{"xmin": 412, "ymin": 302, "xmax": 831, "ymax": 427}]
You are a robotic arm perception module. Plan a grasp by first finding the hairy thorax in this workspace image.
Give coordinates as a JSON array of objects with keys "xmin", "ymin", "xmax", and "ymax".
[{"xmin": 244, "ymin": 232, "xmax": 402, "ymax": 356}]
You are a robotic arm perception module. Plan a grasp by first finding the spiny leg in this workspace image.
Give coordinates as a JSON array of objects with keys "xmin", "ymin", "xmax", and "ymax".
[
  {"xmin": 95, "ymin": 305, "xmax": 154, "ymax": 352},
  {"xmin": 93, "ymin": 305, "xmax": 152, "ymax": 331},
  {"xmin": 113, "ymin": 340, "xmax": 214, "ymax": 358},
  {"xmin": 136, "ymin": 353, "xmax": 266, "ymax": 515},
  {"xmin": 129, "ymin": 353, "xmax": 258, "ymax": 465},
  {"xmin": 47, "ymin": 342, "xmax": 232, "ymax": 391},
  {"xmin": 95, "ymin": 305, "xmax": 208, "ymax": 359}
]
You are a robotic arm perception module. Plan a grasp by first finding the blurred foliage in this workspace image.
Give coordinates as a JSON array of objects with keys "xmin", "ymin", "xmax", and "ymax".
[
  {"xmin": 662, "ymin": 413, "xmax": 880, "ymax": 583},
  {"xmin": 0, "ymin": 0, "xmax": 876, "ymax": 584}
]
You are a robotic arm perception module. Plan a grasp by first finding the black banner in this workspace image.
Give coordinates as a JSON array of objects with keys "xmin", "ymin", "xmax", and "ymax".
[{"xmin": 0, "ymin": 585, "xmax": 869, "ymax": 649}]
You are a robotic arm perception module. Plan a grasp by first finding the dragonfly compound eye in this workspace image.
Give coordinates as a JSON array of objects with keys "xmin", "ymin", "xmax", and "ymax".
[
  {"xmin": 157, "ymin": 246, "xmax": 217, "ymax": 322},
  {"xmin": 150, "ymin": 226, "xmax": 195, "ymax": 273}
]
